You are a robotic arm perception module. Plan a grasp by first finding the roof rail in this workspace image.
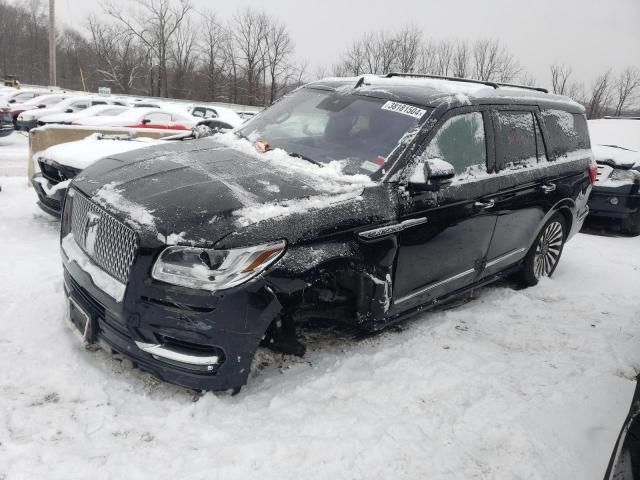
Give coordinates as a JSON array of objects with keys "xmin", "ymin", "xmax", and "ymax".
[
  {"xmin": 384, "ymin": 72, "xmax": 548, "ymax": 94},
  {"xmin": 494, "ymin": 81, "xmax": 548, "ymax": 93}
]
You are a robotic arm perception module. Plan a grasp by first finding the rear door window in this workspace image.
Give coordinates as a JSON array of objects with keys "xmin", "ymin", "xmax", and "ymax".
[
  {"xmin": 539, "ymin": 110, "xmax": 590, "ymax": 159},
  {"xmin": 423, "ymin": 111, "xmax": 487, "ymax": 180},
  {"xmin": 494, "ymin": 111, "xmax": 537, "ymax": 171}
]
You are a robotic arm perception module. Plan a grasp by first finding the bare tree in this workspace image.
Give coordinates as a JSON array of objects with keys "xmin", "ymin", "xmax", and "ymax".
[
  {"xmin": 550, "ymin": 63, "xmax": 573, "ymax": 95},
  {"xmin": 395, "ymin": 26, "xmax": 421, "ymax": 72},
  {"xmin": 169, "ymin": 15, "xmax": 196, "ymax": 97},
  {"xmin": 452, "ymin": 40, "xmax": 470, "ymax": 78},
  {"xmin": 472, "ymin": 38, "xmax": 520, "ymax": 82},
  {"xmin": 265, "ymin": 20, "xmax": 293, "ymax": 104},
  {"xmin": 613, "ymin": 67, "xmax": 640, "ymax": 116},
  {"xmin": 198, "ymin": 10, "xmax": 225, "ymax": 101},
  {"xmin": 230, "ymin": 7, "xmax": 269, "ymax": 105},
  {"xmin": 103, "ymin": 0, "xmax": 192, "ymax": 97},
  {"xmin": 586, "ymin": 70, "xmax": 613, "ymax": 119},
  {"xmin": 434, "ymin": 40, "xmax": 453, "ymax": 76},
  {"xmin": 88, "ymin": 17, "xmax": 148, "ymax": 94}
]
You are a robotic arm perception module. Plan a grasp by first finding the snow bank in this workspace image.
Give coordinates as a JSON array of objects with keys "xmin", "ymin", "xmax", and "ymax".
[{"xmin": 0, "ymin": 178, "xmax": 639, "ymax": 480}]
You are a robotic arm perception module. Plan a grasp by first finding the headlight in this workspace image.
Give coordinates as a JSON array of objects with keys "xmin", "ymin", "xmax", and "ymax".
[
  {"xmin": 151, "ymin": 240, "xmax": 286, "ymax": 291},
  {"xmin": 610, "ymin": 168, "xmax": 640, "ymax": 183}
]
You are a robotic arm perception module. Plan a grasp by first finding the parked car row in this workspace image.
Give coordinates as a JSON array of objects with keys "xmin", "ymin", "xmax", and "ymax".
[
  {"xmin": 55, "ymin": 73, "xmax": 596, "ymax": 393},
  {"xmin": 0, "ymin": 86, "xmax": 244, "ymax": 132}
]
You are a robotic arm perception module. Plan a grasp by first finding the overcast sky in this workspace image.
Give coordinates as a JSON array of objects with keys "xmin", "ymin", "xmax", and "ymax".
[{"xmin": 53, "ymin": 0, "xmax": 640, "ymax": 89}]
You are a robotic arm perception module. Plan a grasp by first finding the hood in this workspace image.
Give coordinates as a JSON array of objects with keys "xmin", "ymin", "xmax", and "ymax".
[
  {"xmin": 72, "ymin": 135, "xmax": 384, "ymax": 248},
  {"xmin": 40, "ymin": 134, "xmax": 166, "ymax": 170},
  {"xmin": 593, "ymin": 144, "xmax": 640, "ymax": 170}
]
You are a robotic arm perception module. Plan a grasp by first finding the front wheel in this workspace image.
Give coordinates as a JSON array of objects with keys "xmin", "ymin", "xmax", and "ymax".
[{"xmin": 518, "ymin": 214, "xmax": 567, "ymax": 287}]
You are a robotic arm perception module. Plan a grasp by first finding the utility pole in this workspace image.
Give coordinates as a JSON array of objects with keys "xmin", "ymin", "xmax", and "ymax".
[{"xmin": 49, "ymin": 0, "xmax": 56, "ymax": 86}]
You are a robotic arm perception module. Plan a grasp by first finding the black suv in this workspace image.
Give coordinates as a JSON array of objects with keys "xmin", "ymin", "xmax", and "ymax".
[{"xmin": 60, "ymin": 74, "xmax": 594, "ymax": 392}]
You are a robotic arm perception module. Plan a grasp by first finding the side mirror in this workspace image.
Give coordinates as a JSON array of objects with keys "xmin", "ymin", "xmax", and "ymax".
[
  {"xmin": 37, "ymin": 104, "xmax": 45, "ymax": 108},
  {"xmin": 8, "ymin": 99, "xmax": 15, "ymax": 104},
  {"xmin": 65, "ymin": 108, "xmax": 73, "ymax": 113},
  {"xmin": 408, "ymin": 158, "xmax": 456, "ymax": 192},
  {"xmin": 141, "ymin": 118, "xmax": 151, "ymax": 125}
]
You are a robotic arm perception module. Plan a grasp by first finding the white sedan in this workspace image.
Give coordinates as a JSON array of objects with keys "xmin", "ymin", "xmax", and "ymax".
[{"xmin": 38, "ymin": 104, "xmax": 130, "ymax": 125}]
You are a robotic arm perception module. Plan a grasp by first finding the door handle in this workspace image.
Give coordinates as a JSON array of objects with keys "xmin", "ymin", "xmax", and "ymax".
[
  {"xmin": 474, "ymin": 199, "xmax": 495, "ymax": 209},
  {"xmin": 541, "ymin": 183, "xmax": 556, "ymax": 194}
]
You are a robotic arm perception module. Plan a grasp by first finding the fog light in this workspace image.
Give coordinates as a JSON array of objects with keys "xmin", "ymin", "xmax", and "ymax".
[{"xmin": 609, "ymin": 197, "xmax": 619, "ymax": 205}]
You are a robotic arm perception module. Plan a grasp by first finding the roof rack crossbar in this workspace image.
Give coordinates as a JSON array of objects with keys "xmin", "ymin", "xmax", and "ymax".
[{"xmin": 384, "ymin": 72, "xmax": 548, "ymax": 94}]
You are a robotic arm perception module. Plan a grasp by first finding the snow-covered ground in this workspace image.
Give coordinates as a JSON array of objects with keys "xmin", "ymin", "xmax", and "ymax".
[{"xmin": 1, "ymin": 130, "xmax": 639, "ymax": 479}]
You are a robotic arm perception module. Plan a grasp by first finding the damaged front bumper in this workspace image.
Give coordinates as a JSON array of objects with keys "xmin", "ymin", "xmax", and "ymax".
[{"xmin": 61, "ymin": 238, "xmax": 283, "ymax": 392}]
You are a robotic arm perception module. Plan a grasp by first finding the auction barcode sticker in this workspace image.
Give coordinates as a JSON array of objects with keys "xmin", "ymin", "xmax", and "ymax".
[{"xmin": 381, "ymin": 101, "xmax": 426, "ymax": 119}]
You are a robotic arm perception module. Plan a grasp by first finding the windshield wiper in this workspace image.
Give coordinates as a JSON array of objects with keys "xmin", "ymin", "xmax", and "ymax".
[{"xmin": 288, "ymin": 151, "xmax": 322, "ymax": 166}]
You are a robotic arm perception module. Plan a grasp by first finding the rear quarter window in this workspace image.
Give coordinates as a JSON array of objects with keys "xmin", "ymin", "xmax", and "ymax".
[
  {"xmin": 493, "ymin": 111, "xmax": 537, "ymax": 171},
  {"xmin": 540, "ymin": 110, "xmax": 590, "ymax": 159}
]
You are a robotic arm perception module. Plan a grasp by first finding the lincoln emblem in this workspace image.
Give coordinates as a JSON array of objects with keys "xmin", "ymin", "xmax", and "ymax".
[{"xmin": 83, "ymin": 211, "xmax": 101, "ymax": 256}]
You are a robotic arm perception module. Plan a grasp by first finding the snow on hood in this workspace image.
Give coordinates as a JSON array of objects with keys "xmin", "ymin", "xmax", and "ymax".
[
  {"xmin": 588, "ymin": 119, "xmax": 640, "ymax": 151},
  {"xmin": 592, "ymin": 144, "xmax": 640, "ymax": 170},
  {"xmin": 211, "ymin": 132, "xmax": 374, "ymax": 227},
  {"xmin": 92, "ymin": 182, "xmax": 157, "ymax": 230},
  {"xmin": 38, "ymin": 134, "xmax": 166, "ymax": 170}
]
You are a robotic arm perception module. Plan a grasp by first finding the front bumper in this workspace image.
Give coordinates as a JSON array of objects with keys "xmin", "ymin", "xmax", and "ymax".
[
  {"xmin": 0, "ymin": 122, "xmax": 12, "ymax": 137},
  {"xmin": 61, "ymin": 240, "xmax": 282, "ymax": 391},
  {"xmin": 32, "ymin": 173, "xmax": 65, "ymax": 217},
  {"xmin": 16, "ymin": 119, "xmax": 38, "ymax": 131}
]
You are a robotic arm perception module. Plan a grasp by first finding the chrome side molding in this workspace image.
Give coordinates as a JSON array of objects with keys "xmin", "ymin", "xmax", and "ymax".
[
  {"xmin": 359, "ymin": 217, "xmax": 428, "ymax": 240},
  {"xmin": 393, "ymin": 268, "xmax": 476, "ymax": 305}
]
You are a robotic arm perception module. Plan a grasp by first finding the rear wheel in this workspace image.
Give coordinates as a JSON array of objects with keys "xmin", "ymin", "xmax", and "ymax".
[
  {"xmin": 518, "ymin": 214, "xmax": 567, "ymax": 287},
  {"xmin": 621, "ymin": 211, "xmax": 640, "ymax": 236}
]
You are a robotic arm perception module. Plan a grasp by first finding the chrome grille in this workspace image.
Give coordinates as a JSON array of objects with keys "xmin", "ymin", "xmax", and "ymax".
[{"xmin": 70, "ymin": 191, "xmax": 138, "ymax": 283}]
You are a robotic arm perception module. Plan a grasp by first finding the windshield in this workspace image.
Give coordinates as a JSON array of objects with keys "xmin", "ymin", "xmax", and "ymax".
[{"xmin": 237, "ymin": 88, "xmax": 429, "ymax": 176}]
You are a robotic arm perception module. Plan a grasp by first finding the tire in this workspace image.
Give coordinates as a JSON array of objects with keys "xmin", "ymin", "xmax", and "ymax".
[
  {"xmin": 518, "ymin": 213, "xmax": 567, "ymax": 287},
  {"xmin": 621, "ymin": 211, "xmax": 640, "ymax": 236}
]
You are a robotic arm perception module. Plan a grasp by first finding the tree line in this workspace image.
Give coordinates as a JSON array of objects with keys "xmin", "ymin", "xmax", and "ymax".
[{"xmin": 0, "ymin": 0, "xmax": 638, "ymax": 117}]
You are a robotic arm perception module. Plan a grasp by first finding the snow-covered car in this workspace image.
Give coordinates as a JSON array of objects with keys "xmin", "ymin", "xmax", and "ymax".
[
  {"xmin": 0, "ymin": 89, "xmax": 46, "ymax": 106},
  {"xmin": 37, "ymin": 104, "xmax": 129, "ymax": 126},
  {"xmin": 16, "ymin": 96, "xmax": 115, "ymax": 131},
  {"xmin": 187, "ymin": 104, "xmax": 243, "ymax": 128},
  {"xmin": 74, "ymin": 107, "xmax": 196, "ymax": 130},
  {"xmin": 587, "ymin": 118, "xmax": 640, "ymax": 234},
  {"xmin": 0, "ymin": 105, "xmax": 13, "ymax": 137},
  {"xmin": 32, "ymin": 134, "xmax": 167, "ymax": 216},
  {"xmin": 59, "ymin": 74, "xmax": 594, "ymax": 393},
  {"xmin": 9, "ymin": 93, "xmax": 74, "ymax": 129},
  {"xmin": 32, "ymin": 125, "xmax": 219, "ymax": 216}
]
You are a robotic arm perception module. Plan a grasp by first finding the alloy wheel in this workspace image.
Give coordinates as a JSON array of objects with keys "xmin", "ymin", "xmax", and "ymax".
[{"xmin": 534, "ymin": 221, "xmax": 564, "ymax": 278}]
